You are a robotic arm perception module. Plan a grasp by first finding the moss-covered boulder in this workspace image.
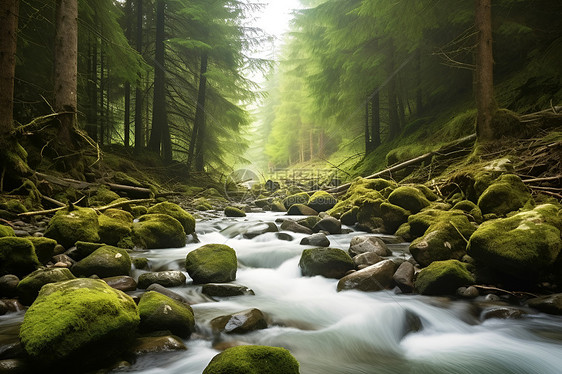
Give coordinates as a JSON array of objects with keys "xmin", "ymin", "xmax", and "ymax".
[
  {"xmin": 297, "ymin": 216, "xmax": 322, "ymax": 230},
  {"xmin": 307, "ymin": 191, "xmax": 337, "ymax": 212},
  {"xmin": 271, "ymin": 199, "xmax": 286, "ymax": 212},
  {"xmin": 407, "ymin": 209, "xmax": 469, "ymax": 239},
  {"xmin": 137, "ymin": 270, "xmax": 186, "ymax": 289},
  {"xmin": 211, "ymin": 308, "xmax": 267, "ymax": 334},
  {"xmin": 72, "ymin": 241, "xmax": 105, "ymax": 261},
  {"xmin": 17, "ymin": 268, "xmax": 76, "ymax": 305},
  {"xmin": 132, "ymin": 214, "xmax": 186, "ymax": 249},
  {"xmin": 19, "ymin": 278, "xmax": 139, "ymax": 368},
  {"xmin": 282, "ymin": 192, "xmax": 310, "ymax": 210},
  {"xmin": 71, "ymin": 245, "xmax": 131, "ymax": 278},
  {"xmin": 410, "ymin": 215, "xmax": 476, "ymax": 267},
  {"xmin": 414, "ymin": 185, "xmax": 439, "ymax": 201},
  {"xmin": 98, "ymin": 209, "xmax": 133, "ymax": 246},
  {"xmin": 287, "ymin": 204, "xmax": 318, "ymax": 216},
  {"xmin": 185, "ymin": 244, "xmax": 237, "ymax": 284},
  {"xmin": 25, "ymin": 237, "xmax": 57, "ymax": 264},
  {"xmin": 203, "ymin": 345, "xmax": 300, "ymax": 374},
  {"xmin": 89, "ymin": 185, "xmax": 120, "ymax": 206},
  {"xmin": 452, "ymin": 200, "xmax": 483, "ymax": 223},
  {"xmin": 356, "ymin": 198, "xmax": 384, "ymax": 229},
  {"xmin": 381, "ymin": 203, "xmax": 410, "ymax": 234},
  {"xmin": 467, "ymin": 204, "xmax": 561, "ymax": 283},
  {"xmin": 388, "ymin": 186, "xmax": 431, "ymax": 214},
  {"xmin": 147, "ymin": 201, "xmax": 195, "ymax": 235},
  {"xmin": 131, "ymin": 205, "xmax": 148, "ymax": 218},
  {"xmin": 477, "ymin": 174, "xmax": 532, "ymax": 216},
  {"xmin": 341, "ymin": 206, "xmax": 359, "ymax": 226},
  {"xmin": 415, "ymin": 260, "xmax": 475, "ymax": 295},
  {"xmin": 0, "ymin": 225, "xmax": 15, "ymax": 237},
  {"xmin": 0, "ymin": 237, "xmax": 40, "ymax": 277},
  {"xmin": 138, "ymin": 291, "xmax": 195, "ymax": 339},
  {"xmin": 44, "ymin": 207, "xmax": 100, "ymax": 249},
  {"xmin": 299, "ymin": 247, "xmax": 354, "ymax": 279},
  {"xmin": 225, "ymin": 206, "xmax": 246, "ymax": 217}
]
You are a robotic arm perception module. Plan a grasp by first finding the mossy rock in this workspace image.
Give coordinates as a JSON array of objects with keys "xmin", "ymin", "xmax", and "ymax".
[
  {"xmin": 477, "ymin": 174, "xmax": 532, "ymax": 216},
  {"xmin": 0, "ymin": 237, "xmax": 40, "ymax": 277},
  {"xmin": 452, "ymin": 200, "xmax": 483, "ymax": 223},
  {"xmin": 415, "ymin": 260, "xmax": 475, "ymax": 295},
  {"xmin": 356, "ymin": 198, "xmax": 384, "ymax": 227},
  {"xmin": 98, "ymin": 209, "xmax": 134, "ymax": 246},
  {"xmin": 271, "ymin": 199, "xmax": 286, "ymax": 212},
  {"xmin": 185, "ymin": 244, "xmax": 237, "ymax": 284},
  {"xmin": 467, "ymin": 204, "xmax": 561, "ymax": 283},
  {"xmin": 344, "ymin": 178, "xmax": 396, "ymax": 200},
  {"xmin": 341, "ymin": 206, "xmax": 359, "ymax": 226},
  {"xmin": 19, "ymin": 278, "xmax": 139, "ymax": 368},
  {"xmin": 6, "ymin": 199, "xmax": 27, "ymax": 213},
  {"xmin": 132, "ymin": 214, "xmax": 186, "ymax": 249},
  {"xmin": 25, "ymin": 237, "xmax": 57, "ymax": 264},
  {"xmin": 131, "ymin": 205, "xmax": 148, "ymax": 218},
  {"xmin": 225, "ymin": 206, "xmax": 246, "ymax": 217},
  {"xmin": 407, "ymin": 209, "xmax": 470, "ymax": 239},
  {"xmin": 211, "ymin": 308, "xmax": 267, "ymax": 334},
  {"xmin": 388, "ymin": 186, "xmax": 431, "ymax": 214},
  {"xmin": 299, "ymin": 247, "xmax": 355, "ymax": 279},
  {"xmin": 138, "ymin": 291, "xmax": 195, "ymax": 339},
  {"xmin": 147, "ymin": 202, "xmax": 195, "ymax": 235},
  {"xmin": 297, "ymin": 216, "xmax": 322, "ymax": 230},
  {"xmin": 71, "ymin": 245, "xmax": 132, "ymax": 278},
  {"xmin": 44, "ymin": 207, "xmax": 100, "ymax": 249},
  {"xmin": 307, "ymin": 191, "xmax": 337, "ymax": 212},
  {"xmin": 0, "ymin": 225, "xmax": 15, "ymax": 238},
  {"xmin": 132, "ymin": 257, "xmax": 149, "ymax": 270},
  {"xmin": 287, "ymin": 204, "xmax": 318, "ymax": 216},
  {"xmin": 203, "ymin": 345, "xmax": 300, "ymax": 374},
  {"xmin": 17, "ymin": 268, "xmax": 76, "ymax": 305},
  {"xmin": 282, "ymin": 192, "xmax": 310, "ymax": 210},
  {"xmin": 380, "ymin": 203, "xmax": 410, "ymax": 234},
  {"xmin": 414, "ymin": 185, "xmax": 439, "ymax": 201},
  {"xmin": 73, "ymin": 241, "xmax": 105, "ymax": 261},
  {"xmin": 89, "ymin": 185, "xmax": 120, "ymax": 206}
]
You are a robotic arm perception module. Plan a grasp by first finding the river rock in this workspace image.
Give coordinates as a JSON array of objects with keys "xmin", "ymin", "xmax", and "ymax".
[
  {"xmin": 203, "ymin": 345, "xmax": 300, "ymax": 374},
  {"xmin": 224, "ymin": 206, "xmax": 246, "ymax": 217},
  {"xmin": 131, "ymin": 335, "xmax": 187, "ymax": 355},
  {"xmin": 19, "ymin": 278, "xmax": 139, "ymax": 369},
  {"xmin": 341, "ymin": 207, "xmax": 359, "ymax": 226},
  {"xmin": 287, "ymin": 204, "xmax": 318, "ymax": 216},
  {"xmin": 297, "ymin": 216, "xmax": 322, "ymax": 230},
  {"xmin": 71, "ymin": 241, "xmax": 105, "ymax": 261},
  {"xmin": 307, "ymin": 191, "xmax": 337, "ymax": 212},
  {"xmin": 147, "ymin": 201, "xmax": 196, "ymax": 235},
  {"xmin": 388, "ymin": 186, "xmax": 430, "ymax": 214},
  {"xmin": 0, "ymin": 275, "xmax": 19, "ymax": 297},
  {"xmin": 481, "ymin": 306, "xmax": 528, "ymax": 321},
  {"xmin": 71, "ymin": 245, "xmax": 131, "ymax": 278},
  {"xmin": 132, "ymin": 214, "xmax": 187, "ymax": 249},
  {"xmin": 337, "ymin": 259, "xmax": 396, "ymax": 292},
  {"xmin": 146, "ymin": 283, "xmax": 191, "ymax": 305},
  {"xmin": 137, "ymin": 270, "xmax": 187, "ymax": 289},
  {"xmin": 353, "ymin": 252, "xmax": 383, "ymax": 268},
  {"xmin": 52, "ymin": 254, "xmax": 75, "ymax": 268},
  {"xmin": 185, "ymin": 244, "xmax": 237, "ymax": 284},
  {"xmin": 211, "ymin": 308, "xmax": 267, "ymax": 334},
  {"xmin": 201, "ymin": 283, "xmax": 255, "ymax": 297},
  {"xmin": 138, "ymin": 291, "xmax": 195, "ymax": 338},
  {"xmin": 271, "ymin": 199, "xmax": 287, "ymax": 212},
  {"xmin": 299, "ymin": 247, "xmax": 355, "ymax": 279},
  {"xmin": 243, "ymin": 222, "xmax": 278, "ymax": 239},
  {"xmin": 0, "ymin": 237, "xmax": 40, "ymax": 277},
  {"xmin": 0, "ymin": 225, "xmax": 15, "ymax": 237},
  {"xmin": 349, "ymin": 235, "xmax": 391, "ymax": 257},
  {"xmin": 17, "ymin": 267, "xmax": 76, "ymax": 305},
  {"xmin": 452, "ymin": 200, "xmax": 483, "ymax": 223},
  {"xmin": 380, "ymin": 202, "xmax": 410, "ymax": 234},
  {"xmin": 280, "ymin": 220, "xmax": 313, "ymax": 235},
  {"xmin": 0, "ymin": 359, "xmax": 30, "ymax": 373},
  {"xmin": 25, "ymin": 237, "xmax": 57, "ymax": 264},
  {"xmin": 98, "ymin": 209, "xmax": 133, "ymax": 246},
  {"xmin": 282, "ymin": 192, "xmax": 310, "ymax": 210},
  {"xmin": 456, "ymin": 286, "xmax": 479, "ymax": 298},
  {"xmin": 415, "ymin": 260, "xmax": 475, "ymax": 295},
  {"xmin": 313, "ymin": 216, "xmax": 342, "ymax": 234},
  {"xmin": 477, "ymin": 174, "xmax": 532, "ymax": 216},
  {"xmin": 300, "ymin": 233, "xmax": 330, "ymax": 247},
  {"xmin": 44, "ymin": 206, "xmax": 100, "ymax": 249},
  {"xmin": 103, "ymin": 275, "xmax": 137, "ymax": 292},
  {"xmin": 527, "ymin": 293, "xmax": 562, "ymax": 315},
  {"xmin": 393, "ymin": 261, "xmax": 415, "ymax": 293}
]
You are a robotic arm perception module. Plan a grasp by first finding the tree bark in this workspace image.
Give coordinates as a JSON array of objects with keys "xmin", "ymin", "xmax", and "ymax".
[
  {"xmin": 192, "ymin": 52, "xmax": 208, "ymax": 172},
  {"xmin": 475, "ymin": 0, "xmax": 495, "ymax": 141},
  {"xmin": 387, "ymin": 41, "xmax": 400, "ymax": 140},
  {"xmin": 123, "ymin": 0, "xmax": 132, "ymax": 147},
  {"xmin": 86, "ymin": 34, "xmax": 98, "ymax": 141},
  {"xmin": 0, "ymin": 0, "xmax": 19, "ymax": 138},
  {"xmin": 54, "ymin": 0, "xmax": 78, "ymax": 146},
  {"xmin": 365, "ymin": 99, "xmax": 371, "ymax": 153},
  {"xmin": 371, "ymin": 92, "xmax": 380, "ymax": 148},
  {"xmin": 415, "ymin": 48, "xmax": 423, "ymax": 115},
  {"xmin": 99, "ymin": 47, "xmax": 105, "ymax": 145},
  {"xmin": 134, "ymin": 0, "xmax": 144, "ymax": 152}
]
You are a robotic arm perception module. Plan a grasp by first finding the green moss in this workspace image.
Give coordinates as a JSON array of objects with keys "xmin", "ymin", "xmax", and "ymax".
[
  {"xmin": 414, "ymin": 185, "xmax": 439, "ymax": 201},
  {"xmin": 452, "ymin": 200, "xmax": 483, "ymax": 223},
  {"xmin": 299, "ymin": 247, "xmax": 355, "ymax": 279},
  {"xmin": 477, "ymin": 174, "xmax": 532, "ymax": 216},
  {"xmin": 408, "ymin": 209, "xmax": 472, "ymax": 239},
  {"xmin": 0, "ymin": 224, "xmax": 15, "ymax": 237},
  {"xmin": 25, "ymin": 237, "xmax": 57, "ymax": 264},
  {"xmin": 113, "ymin": 171, "xmax": 144, "ymax": 187},
  {"xmin": 307, "ymin": 191, "xmax": 337, "ymax": 212},
  {"xmin": 282, "ymin": 192, "xmax": 310, "ymax": 210},
  {"xmin": 287, "ymin": 204, "xmax": 318, "ymax": 216},
  {"xmin": 132, "ymin": 257, "xmax": 149, "ymax": 270},
  {"xmin": 6, "ymin": 199, "xmax": 27, "ymax": 213},
  {"xmin": 381, "ymin": 203, "xmax": 410, "ymax": 234},
  {"xmin": 138, "ymin": 291, "xmax": 194, "ymax": 338},
  {"xmin": 395, "ymin": 223, "xmax": 412, "ymax": 240},
  {"xmin": 147, "ymin": 202, "xmax": 195, "ymax": 234},
  {"xmin": 19, "ymin": 278, "xmax": 139, "ymax": 365},
  {"xmin": 225, "ymin": 206, "xmax": 246, "ymax": 217},
  {"xmin": 297, "ymin": 216, "xmax": 322, "ymax": 229},
  {"xmin": 132, "ymin": 214, "xmax": 186, "ymax": 249},
  {"xmin": 341, "ymin": 206, "xmax": 359, "ymax": 226},
  {"xmin": 185, "ymin": 244, "xmax": 237, "ymax": 284},
  {"xmin": 415, "ymin": 260, "xmax": 475, "ymax": 295},
  {"xmin": 17, "ymin": 268, "xmax": 76, "ymax": 305},
  {"xmin": 388, "ymin": 186, "xmax": 431, "ymax": 214},
  {"xmin": 74, "ymin": 241, "xmax": 105, "ymax": 260},
  {"xmin": 271, "ymin": 199, "xmax": 286, "ymax": 212},
  {"xmin": 44, "ymin": 207, "xmax": 100, "ymax": 249},
  {"xmin": 131, "ymin": 205, "xmax": 148, "ymax": 218},
  {"xmin": 356, "ymin": 198, "xmax": 384, "ymax": 227},
  {"xmin": 98, "ymin": 209, "xmax": 133, "ymax": 246},
  {"xmin": 89, "ymin": 185, "xmax": 120, "ymax": 206},
  {"xmin": 0, "ymin": 237, "xmax": 40, "ymax": 277},
  {"xmin": 490, "ymin": 108, "xmax": 522, "ymax": 138},
  {"xmin": 71, "ymin": 245, "xmax": 131, "ymax": 278},
  {"xmin": 203, "ymin": 345, "xmax": 300, "ymax": 374},
  {"xmin": 195, "ymin": 197, "xmax": 213, "ymax": 211}
]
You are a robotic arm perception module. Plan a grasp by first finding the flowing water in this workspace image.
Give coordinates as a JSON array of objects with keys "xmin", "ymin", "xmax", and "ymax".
[{"xmin": 2, "ymin": 212, "xmax": 562, "ymax": 373}]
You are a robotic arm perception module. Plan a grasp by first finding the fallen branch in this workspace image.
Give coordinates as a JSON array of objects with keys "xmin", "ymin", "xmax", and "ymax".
[
  {"xmin": 522, "ymin": 175, "xmax": 561, "ymax": 184},
  {"xmin": 93, "ymin": 198, "xmax": 154, "ymax": 213},
  {"xmin": 17, "ymin": 196, "xmax": 86, "ymax": 218},
  {"xmin": 41, "ymin": 195, "xmax": 66, "ymax": 207},
  {"xmin": 472, "ymin": 285, "xmax": 538, "ymax": 298}
]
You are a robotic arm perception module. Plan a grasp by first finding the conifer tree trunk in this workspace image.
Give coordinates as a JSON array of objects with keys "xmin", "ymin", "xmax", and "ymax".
[
  {"xmin": 86, "ymin": 35, "xmax": 98, "ymax": 141},
  {"xmin": 387, "ymin": 41, "xmax": 400, "ymax": 140},
  {"xmin": 415, "ymin": 49, "xmax": 423, "ymax": 115},
  {"xmin": 370, "ymin": 93, "xmax": 380, "ymax": 148},
  {"xmin": 365, "ymin": 100, "xmax": 371, "ymax": 153},
  {"xmin": 0, "ymin": 0, "xmax": 19, "ymax": 138},
  {"xmin": 54, "ymin": 0, "xmax": 78, "ymax": 146},
  {"xmin": 192, "ymin": 52, "xmax": 208, "ymax": 172},
  {"xmin": 123, "ymin": 0, "xmax": 132, "ymax": 147},
  {"xmin": 134, "ymin": 0, "xmax": 144, "ymax": 152},
  {"xmin": 475, "ymin": 0, "xmax": 495, "ymax": 140},
  {"xmin": 99, "ymin": 48, "xmax": 105, "ymax": 145}
]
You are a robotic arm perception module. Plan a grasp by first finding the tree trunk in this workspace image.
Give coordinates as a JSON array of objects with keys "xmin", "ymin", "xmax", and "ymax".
[
  {"xmin": 309, "ymin": 128, "xmax": 314, "ymax": 160},
  {"xmin": 123, "ymin": 0, "xmax": 132, "ymax": 147},
  {"xmin": 99, "ymin": 48, "xmax": 105, "ymax": 145},
  {"xmin": 86, "ymin": 34, "xmax": 98, "ymax": 141},
  {"xmin": 365, "ymin": 99, "xmax": 371, "ymax": 153},
  {"xmin": 475, "ymin": 0, "xmax": 495, "ymax": 140},
  {"xmin": 192, "ymin": 52, "xmax": 208, "ymax": 172},
  {"xmin": 415, "ymin": 48, "xmax": 423, "ymax": 115},
  {"xmin": 0, "ymin": 0, "xmax": 19, "ymax": 138},
  {"xmin": 134, "ymin": 0, "xmax": 144, "ymax": 152},
  {"xmin": 54, "ymin": 0, "xmax": 78, "ymax": 146},
  {"xmin": 387, "ymin": 41, "xmax": 400, "ymax": 140},
  {"xmin": 371, "ymin": 92, "xmax": 380, "ymax": 148}
]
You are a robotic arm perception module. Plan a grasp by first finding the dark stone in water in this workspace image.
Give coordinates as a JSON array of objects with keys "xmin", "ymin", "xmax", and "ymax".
[
  {"xmin": 103, "ymin": 276, "xmax": 137, "ymax": 292},
  {"xmin": 202, "ymin": 283, "xmax": 255, "ymax": 297},
  {"xmin": 0, "ymin": 275, "xmax": 19, "ymax": 298},
  {"xmin": 300, "ymin": 233, "xmax": 330, "ymax": 247},
  {"xmin": 275, "ymin": 233, "xmax": 293, "ymax": 241},
  {"xmin": 146, "ymin": 284, "xmax": 191, "ymax": 305},
  {"xmin": 138, "ymin": 271, "xmax": 186, "ymax": 289},
  {"xmin": 481, "ymin": 306, "xmax": 528, "ymax": 321},
  {"xmin": 131, "ymin": 335, "xmax": 187, "ymax": 355},
  {"xmin": 211, "ymin": 308, "xmax": 267, "ymax": 334}
]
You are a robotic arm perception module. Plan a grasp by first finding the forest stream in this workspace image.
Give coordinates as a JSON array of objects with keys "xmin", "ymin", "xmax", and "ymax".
[{"xmin": 4, "ymin": 212, "xmax": 560, "ymax": 374}]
